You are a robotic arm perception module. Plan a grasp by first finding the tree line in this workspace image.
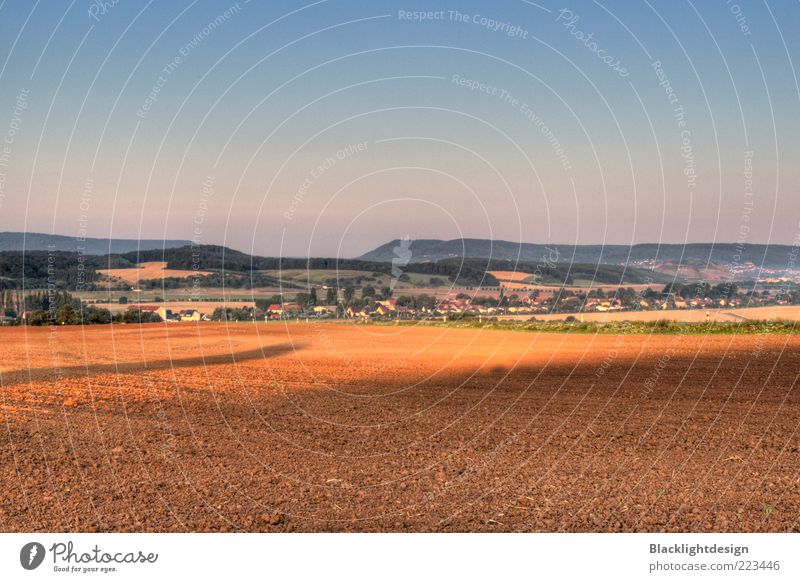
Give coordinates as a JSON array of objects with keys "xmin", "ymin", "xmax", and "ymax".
[{"xmin": 7, "ymin": 290, "xmax": 161, "ymax": 326}]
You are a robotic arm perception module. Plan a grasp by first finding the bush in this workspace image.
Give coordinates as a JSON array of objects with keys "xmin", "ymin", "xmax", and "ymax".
[
  {"xmin": 81, "ymin": 306, "xmax": 112, "ymax": 324},
  {"xmin": 23, "ymin": 310, "xmax": 49, "ymax": 325},
  {"xmin": 116, "ymin": 309, "xmax": 162, "ymax": 324},
  {"xmin": 56, "ymin": 304, "xmax": 80, "ymax": 325}
]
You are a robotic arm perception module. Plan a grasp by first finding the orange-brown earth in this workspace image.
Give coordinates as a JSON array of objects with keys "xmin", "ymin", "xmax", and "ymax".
[
  {"xmin": 1, "ymin": 323, "xmax": 798, "ymax": 532},
  {"xmin": 487, "ymin": 270, "xmax": 535, "ymax": 282}
]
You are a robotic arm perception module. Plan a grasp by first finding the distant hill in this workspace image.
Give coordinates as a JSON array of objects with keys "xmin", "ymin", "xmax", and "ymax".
[
  {"xmin": 0, "ymin": 232, "xmax": 191, "ymax": 255},
  {"xmin": 358, "ymin": 238, "xmax": 796, "ymax": 272},
  {"xmin": 0, "ymin": 245, "xmax": 499, "ymax": 290},
  {"xmin": 138, "ymin": 245, "xmax": 498, "ymax": 287},
  {"xmin": 123, "ymin": 246, "xmax": 657, "ymax": 286}
]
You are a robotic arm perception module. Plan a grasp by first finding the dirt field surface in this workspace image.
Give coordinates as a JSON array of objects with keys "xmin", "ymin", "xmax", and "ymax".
[
  {"xmin": 97, "ymin": 261, "xmax": 210, "ymax": 285},
  {"xmin": 1, "ymin": 323, "xmax": 799, "ymax": 532}
]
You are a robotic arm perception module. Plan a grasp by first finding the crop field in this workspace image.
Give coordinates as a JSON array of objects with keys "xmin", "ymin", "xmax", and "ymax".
[
  {"xmin": 265, "ymin": 269, "xmax": 452, "ymax": 288},
  {"xmin": 265, "ymin": 268, "xmax": 378, "ymax": 286},
  {"xmin": 77, "ymin": 287, "xmax": 289, "ymax": 303},
  {"xmin": 97, "ymin": 261, "xmax": 211, "ymax": 285},
  {"xmin": 487, "ymin": 270, "xmax": 535, "ymax": 282},
  {"xmin": 498, "ymin": 305, "xmax": 800, "ymax": 323},
  {"xmin": 1, "ymin": 323, "xmax": 799, "ymax": 532}
]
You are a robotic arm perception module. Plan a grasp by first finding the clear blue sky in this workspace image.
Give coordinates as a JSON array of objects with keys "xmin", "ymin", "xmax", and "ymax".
[{"xmin": 1, "ymin": 0, "xmax": 798, "ymax": 256}]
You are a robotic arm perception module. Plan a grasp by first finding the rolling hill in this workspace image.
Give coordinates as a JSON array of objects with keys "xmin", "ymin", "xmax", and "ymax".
[
  {"xmin": 0, "ymin": 232, "xmax": 191, "ymax": 254},
  {"xmin": 358, "ymin": 238, "xmax": 796, "ymax": 273}
]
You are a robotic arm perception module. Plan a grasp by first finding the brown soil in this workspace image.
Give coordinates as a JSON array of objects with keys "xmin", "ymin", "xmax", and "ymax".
[{"xmin": 1, "ymin": 323, "xmax": 798, "ymax": 532}]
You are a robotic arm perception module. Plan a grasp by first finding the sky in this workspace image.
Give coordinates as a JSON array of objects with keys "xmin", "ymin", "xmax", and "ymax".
[{"xmin": 0, "ymin": 0, "xmax": 798, "ymax": 257}]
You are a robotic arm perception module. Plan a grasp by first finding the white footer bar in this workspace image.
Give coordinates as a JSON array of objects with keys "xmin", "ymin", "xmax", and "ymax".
[{"xmin": 1, "ymin": 533, "xmax": 796, "ymax": 581}]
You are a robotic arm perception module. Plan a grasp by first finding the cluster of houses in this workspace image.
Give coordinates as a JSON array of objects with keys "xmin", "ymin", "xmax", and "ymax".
[
  {"xmin": 543, "ymin": 292, "xmax": 766, "ymax": 314},
  {"xmin": 264, "ymin": 302, "xmax": 335, "ymax": 318},
  {"xmin": 344, "ymin": 299, "xmax": 410, "ymax": 319},
  {"xmin": 562, "ymin": 294, "xmax": 750, "ymax": 313},
  {"xmin": 344, "ymin": 298, "xmax": 530, "ymax": 319},
  {"xmin": 130, "ymin": 305, "xmax": 203, "ymax": 321},
  {"xmin": 127, "ymin": 302, "xmax": 339, "ymax": 321},
  {"xmin": 341, "ymin": 292, "xmax": 766, "ymax": 320},
  {"xmin": 119, "ymin": 284, "xmax": 792, "ymax": 323}
]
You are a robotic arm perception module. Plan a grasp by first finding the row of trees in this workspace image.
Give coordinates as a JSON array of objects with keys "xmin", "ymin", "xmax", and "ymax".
[
  {"xmin": 252, "ymin": 285, "xmax": 399, "ymax": 312},
  {"xmin": 7, "ymin": 290, "xmax": 162, "ymax": 326},
  {"xmin": 663, "ymin": 282, "xmax": 739, "ymax": 300},
  {"xmin": 17, "ymin": 305, "xmax": 161, "ymax": 326},
  {"xmin": 209, "ymin": 307, "xmax": 257, "ymax": 322}
]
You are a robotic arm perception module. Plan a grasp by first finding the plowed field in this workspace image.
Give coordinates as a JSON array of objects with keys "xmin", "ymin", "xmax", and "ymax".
[{"xmin": 1, "ymin": 323, "xmax": 798, "ymax": 532}]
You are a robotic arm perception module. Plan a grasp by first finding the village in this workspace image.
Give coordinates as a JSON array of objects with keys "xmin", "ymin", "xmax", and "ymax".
[
  {"xmin": 3, "ymin": 264, "xmax": 799, "ymax": 326},
  {"xmin": 105, "ymin": 280, "xmax": 798, "ymax": 323}
]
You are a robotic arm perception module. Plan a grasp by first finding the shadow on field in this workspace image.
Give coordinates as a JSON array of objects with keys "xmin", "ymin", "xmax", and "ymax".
[{"xmin": 2, "ymin": 343, "xmax": 302, "ymax": 385}]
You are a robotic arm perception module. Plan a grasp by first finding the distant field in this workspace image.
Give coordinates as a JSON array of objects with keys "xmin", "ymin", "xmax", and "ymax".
[
  {"xmin": 77, "ymin": 287, "xmax": 284, "ymax": 302},
  {"xmin": 268, "ymin": 269, "xmax": 376, "ymax": 285},
  {"xmin": 495, "ymin": 281, "xmax": 662, "ymax": 295},
  {"xmin": 498, "ymin": 305, "xmax": 800, "ymax": 323},
  {"xmin": 490, "ymin": 271, "xmax": 665, "ymax": 289},
  {"xmin": 98, "ymin": 261, "xmax": 210, "ymax": 284},
  {"xmin": 488, "ymin": 270, "xmax": 534, "ymax": 282},
  {"xmin": 265, "ymin": 269, "xmax": 452, "ymax": 288}
]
